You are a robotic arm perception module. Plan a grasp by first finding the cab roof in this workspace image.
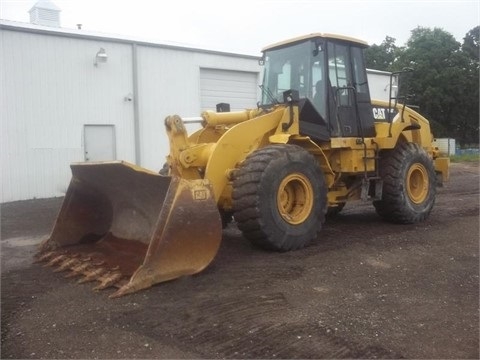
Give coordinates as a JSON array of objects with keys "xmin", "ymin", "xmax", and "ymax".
[{"xmin": 262, "ymin": 33, "xmax": 369, "ymax": 52}]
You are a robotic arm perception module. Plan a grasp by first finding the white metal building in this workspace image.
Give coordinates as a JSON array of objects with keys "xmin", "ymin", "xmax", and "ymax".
[{"xmin": 1, "ymin": 20, "xmax": 262, "ymax": 203}]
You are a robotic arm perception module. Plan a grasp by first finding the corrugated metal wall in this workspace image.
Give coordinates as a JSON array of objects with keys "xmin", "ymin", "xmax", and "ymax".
[
  {"xmin": 1, "ymin": 29, "xmax": 136, "ymax": 202},
  {"xmin": 136, "ymin": 47, "xmax": 261, "ymax": 172},
  {"xmin": 0, "ymin": 23, "xmax": 262, "ymax": 202}
]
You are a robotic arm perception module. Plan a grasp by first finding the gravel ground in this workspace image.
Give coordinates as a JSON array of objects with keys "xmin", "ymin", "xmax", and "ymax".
[{"xmin": 1, "ymin": 161, "xmax": 479, "ymax": 359}]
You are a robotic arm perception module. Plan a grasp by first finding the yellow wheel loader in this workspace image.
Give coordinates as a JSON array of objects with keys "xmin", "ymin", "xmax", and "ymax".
[{"xmin": 37, "ymin": 33, "xmax": 450, "ymax": 297}]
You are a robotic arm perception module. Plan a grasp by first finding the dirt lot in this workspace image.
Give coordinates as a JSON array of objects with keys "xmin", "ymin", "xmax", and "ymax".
[{"xmin": 1, "ymin": 162, "xmax": 479, "ymax": 359}]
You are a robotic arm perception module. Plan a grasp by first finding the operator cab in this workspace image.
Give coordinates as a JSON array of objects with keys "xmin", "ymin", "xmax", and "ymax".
[{"xmin": 260, "ymin": 33, "xmax": 376, "ymax": 140}]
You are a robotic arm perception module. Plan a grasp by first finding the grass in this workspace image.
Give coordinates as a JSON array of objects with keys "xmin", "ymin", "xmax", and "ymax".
[{"xmin": 449, "ymin": 153, "xmax": 480, "ymax": 163}]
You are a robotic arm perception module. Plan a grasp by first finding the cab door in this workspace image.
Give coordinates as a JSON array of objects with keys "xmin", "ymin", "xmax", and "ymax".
[{"xmin": 327, "ymin": 42, "xmax": 375, "ymax": 138}]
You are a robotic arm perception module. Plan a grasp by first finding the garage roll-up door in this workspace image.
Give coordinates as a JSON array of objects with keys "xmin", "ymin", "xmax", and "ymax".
[{"xmin": 200, "ymin": 68, "xmax": 259, "ymax": 111}]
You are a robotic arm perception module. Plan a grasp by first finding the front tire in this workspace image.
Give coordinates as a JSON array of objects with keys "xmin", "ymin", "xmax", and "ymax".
[
  {"xmin": 232, "ymin": 144, "xmax": 327, "ymax": 251},
  {"xmin": 373, "ymin": 142, "xmax": 436, "ymax": 224}
]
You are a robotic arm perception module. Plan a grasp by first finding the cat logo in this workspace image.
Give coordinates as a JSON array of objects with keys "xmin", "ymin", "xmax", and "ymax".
[{"xmin": 372, "ymin": 107, "xmax": 387, "ymax": 120}]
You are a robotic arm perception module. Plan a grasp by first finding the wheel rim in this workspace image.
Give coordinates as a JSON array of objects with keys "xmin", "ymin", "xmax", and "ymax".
[
  {"xmin": 277, "ymin": 173, "xmax": 314, "ymax": 225},
  {"xmin": 406, "ymin": 163, "xmax": 429, "ymax": 204}
]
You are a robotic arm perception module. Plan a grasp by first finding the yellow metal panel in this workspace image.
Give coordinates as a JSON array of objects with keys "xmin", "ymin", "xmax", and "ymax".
[
  {"xmin": 328, "ymin": 149, "xmax": 376, "ymax": 173},
  {"xmin": 269, "ymin": 134, "xmax": 291, "ymax": 144},
  {"xmin": 372, "ymin": 101, "xmax": 436, "ymax": 151},
  {"xmin": 330, "ymin": 137, "xmax": 366, "ymax": 149}
]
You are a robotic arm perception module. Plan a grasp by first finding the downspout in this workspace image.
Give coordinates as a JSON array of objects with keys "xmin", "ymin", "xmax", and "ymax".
[{"xmin": 132, "ymin": 43, "xmax": 141, "ymax": 165}]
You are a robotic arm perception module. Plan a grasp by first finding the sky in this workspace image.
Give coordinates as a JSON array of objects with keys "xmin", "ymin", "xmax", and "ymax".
[{"xmin": 0, "ymin": 0, "xmax": 479, "ymax": 55}]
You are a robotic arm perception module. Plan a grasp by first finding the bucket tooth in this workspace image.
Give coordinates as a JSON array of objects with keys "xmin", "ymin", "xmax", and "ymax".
[
  {"xmin": 34, "ymin": 251, "xmax": 58, "ymax": 263},
  {"xmin": 78, "ymin": 268, "xmax": 106, "ymax": 284},
  {"xmin": 110, "ymin": 282, "xmax": 137, "ymax": 298},
  {"xmin": 45, "ymin": 254, "xmax": 68, "ymax": 267},
  {"xmin": 82, "ymin": 253, "xmax": 103, "ymax": 264},
  {"xmin": 65, "ymin": 262, "xmax": 92, "ymax": 278},
  {"xmin": 93, "ymin": 271, "xmax": 123, "ymax": 291},
  {"xmin": 54, "ymin": 258, "xmax": 81, "ymax": 273}
]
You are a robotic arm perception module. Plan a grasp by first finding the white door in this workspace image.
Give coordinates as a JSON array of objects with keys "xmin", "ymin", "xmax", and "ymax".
[
  {"xmin": 84, "ymin": 125, "xmax": 116, "ymax": 161},
  {"xmin": 200, "ymin": 68, "xmax": 259, "ymax": 111}
]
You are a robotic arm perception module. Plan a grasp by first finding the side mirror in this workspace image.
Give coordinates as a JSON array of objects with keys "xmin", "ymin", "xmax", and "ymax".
[{"xmin": 283, "ymin": 89, "xmax": 300, "ymax": 103}]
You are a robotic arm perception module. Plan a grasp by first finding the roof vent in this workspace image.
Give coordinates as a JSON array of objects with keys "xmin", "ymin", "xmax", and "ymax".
[{"xmin": 29, "ymin": 0, "xmax": 61, "ymax": 27}]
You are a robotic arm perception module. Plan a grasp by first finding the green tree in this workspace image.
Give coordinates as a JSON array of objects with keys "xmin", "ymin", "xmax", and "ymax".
[
  {"xmin": 462, "ymin": 26, "xmax": 479, "ymax": 62},
  {"xmin": 395, "ymin": 27, "xmax": 478, "ymax": 144},
  {"xmin": 365, "ymin": 36, "xmax": 401, "ymax": 71},
  {"xmin": 458, "ymin": 26, "xmax": 479, "ymax": 145}
]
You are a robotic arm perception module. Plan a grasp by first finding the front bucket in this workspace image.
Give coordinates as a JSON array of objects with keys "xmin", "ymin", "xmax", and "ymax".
[{"xmin": 36, "ymin": 161, "xmax": 222, "ymax": 297}]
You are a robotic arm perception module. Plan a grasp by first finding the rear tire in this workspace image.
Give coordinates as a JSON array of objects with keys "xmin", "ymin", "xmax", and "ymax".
[
  {"xmin": 232, "ymin": 144, "xmax": 327, "ymax": 251},
  {"xmin": 373, "ymin": 142, "xmax": 436, "ymax": 224}
]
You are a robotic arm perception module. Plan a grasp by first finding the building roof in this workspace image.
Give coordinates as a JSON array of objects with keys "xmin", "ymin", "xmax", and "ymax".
[{"xmin": 0, "ymin": 19, "xmax": 260, "ymax": 59}]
